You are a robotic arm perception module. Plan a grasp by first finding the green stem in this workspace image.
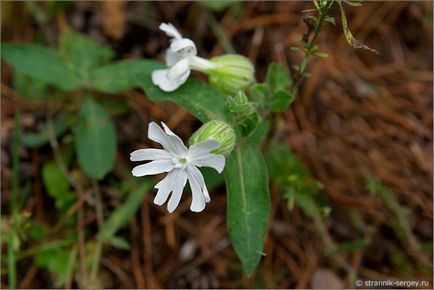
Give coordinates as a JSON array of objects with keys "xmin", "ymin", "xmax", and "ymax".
[
  {"xmin": 299, "ymin": 1, "xmax": 334, "ymax": 75},
  {"xmin": 7, "ymin": 232, "xmax": 16, "ymax": 290}
]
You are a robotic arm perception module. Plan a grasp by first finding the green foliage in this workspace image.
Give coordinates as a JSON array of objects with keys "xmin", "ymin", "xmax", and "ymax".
[
  {"xmin": 75, "ymin": 97, "xmax": 117, "ymax": 180},
  {"xmin": 200, "ymin": 0, "xmax": 239, "ymax": 11},
  {"xmin": 1, "ymin": 43, "xmax": 81, "ymax": 90},
  {"xmin": 98, "ymin": 182, "xmax": 151, "ymax": 243},
  {"xmin": 59, "ymin": 29, "xmax": 114, "ymax": 85},
  {"xmin": 13, "ymin": 71, "xmax": 48, "ymax": 100},
  {"xmin": 34, "ymin": 247, "xmax": 73, "ymax": 287},
  {"xmin": 366, "ymin": 174, "xmax": 421, "ymax": 252},
  {"xmin": 227, "ymin": 91, "xmax": 260, "ymax": 137},
  {"xmin": 251, "ymin": 63, "xmax": 294, "ymax": 112},
  {"xmin": 236, "ymin": 111, "xmax": 260, "ymax": 137},
  {"xmin": 42, "ymin": 160, "xmax": 75, "ymax": 212},
  {"xmin": 224, "ymin": 143, "xmax": 270, "ymax": 276},
  {"xmin": 248, "ymin": 118, "xmax": 270, "ymax": 145},
  {"xmin": 91, "ymin": 59, "xmax": 163, "ymax": 93},
  {"xmin": 137, "ymin": 72, "xmax": 231, "ymax": 122},
  {"xmin": 265, "ymin": 140, "xmax": 332, "ymax": 253},
  {"xmin": 108, "ymin": 236, "xmax": 131, "ymax": 250},
  {"xmin": 22, "ymin": 115, "xmax": 73, "ymax": 148},
  {"xmin": 336, "ymin": 239, "xmax": 371, "ymax": 253},
  {"xmin": 266, "ymin": 140, "xmax": 328, "ymax": 210}
]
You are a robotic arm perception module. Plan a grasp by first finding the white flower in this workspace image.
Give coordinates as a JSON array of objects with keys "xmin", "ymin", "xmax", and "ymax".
[
  {"xmin": 152, "ymin": 23, "xmax": 217, "ymax": 92},
  {"xmin": 130, "ymin": 122, "xmax": 225, "ymax": 213}
]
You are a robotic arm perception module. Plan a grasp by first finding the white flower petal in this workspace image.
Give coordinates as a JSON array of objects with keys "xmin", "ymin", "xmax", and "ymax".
[
  {"xmin": 166, "ymin": 58, "xmax": 190, "ymax": 80},
  {"xmin": 160, "ymin": 122, "xmax": 177, "ymax": 136},
  {"xmin": 151, "ymin": 58, "xmax": 190, "ymax": 92},
  {"xmin": 148, "ymin": 122, "xmax": 172, "ymax": 148},
  {"xmin": 188, "ymin": 139, "xmax": 221, "ymax": 159},
  {"xmin": 147, "ymin": 122, "xmax": 188, "ymax": 156},
  {"xmin": 159, "ymin": 22, "xmax": 182, "ymax": 39},
  {"xmin": 153, "ymin": 170, "xmax": 177, "ymax": 206},
  {"xmin": 192, "ymin": 154, "xmax": 225, "ymax": 174},
  {"xmin": 187, "ymin": 164, "xmax": 210, "ymax": 203},
  {"xmin": 165, "ymin": 48, "xmax": 181, "ymax": 66},
  {"xmin": 170, "ymin": 38, "xmax": 197, "ymax": 56},
  {"xmin": 160, "ymin": 122, "xmax": 189, "ymax": 155},
  {"xmin": 130, "ymin": 148, "xmax": 172, "ymax": 161},
  {"xmin": 167, "ymin": 169, "xmax": 187, "ymax": 213},
  {"xmin": 187, "ymin": 169, "xmax": 206, "ymax": 212},
  {"xmin": 132, "ymin": 160, "xmax": 174, "ymax": 177}
]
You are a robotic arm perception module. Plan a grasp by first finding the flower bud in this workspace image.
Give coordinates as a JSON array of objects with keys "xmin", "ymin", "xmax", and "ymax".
[
  {"xmin": 207, "ymin": 54, "xmax": 255, "ymax": 95},
  {"xmin": 189, "ymin": 120, "xmax": 236, "ymax": 156}
]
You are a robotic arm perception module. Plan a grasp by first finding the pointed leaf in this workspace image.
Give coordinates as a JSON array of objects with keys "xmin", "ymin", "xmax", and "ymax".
[
  {"xmin": 266, "ymin": 63, "xmax": 292, "ymax": 93},
  {"xmin": 224, "ymin": 143, "xmax": 270, "ymax": 276},
  {"xmin": 75, "ymin": 98, "xmax": 117, "ymax": 180},
  {"xmin": 267, "ymin": 90, "xmax": 295, "ymax": 112},
  {"xmin": 59, "ymin": 29, "xmax": 114, "ymax": 82},
  {"xmin": 1, "ymin": 43, "xmax": 80, "ymax": 90}
]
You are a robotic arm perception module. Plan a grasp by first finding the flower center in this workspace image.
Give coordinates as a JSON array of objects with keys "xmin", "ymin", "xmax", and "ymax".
[{"xmin": 173, "ymin": 156, "xmax": 189, "ymax": 168}]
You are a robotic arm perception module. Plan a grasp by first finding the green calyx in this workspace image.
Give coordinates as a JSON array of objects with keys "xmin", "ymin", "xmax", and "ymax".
[
  {"xmin": 208, "ymin": 54, "xmax": 255, "ymax": 95},
  {"xmin": 189, "ymin": 120, "xmax": 236, "ymax": 156}
]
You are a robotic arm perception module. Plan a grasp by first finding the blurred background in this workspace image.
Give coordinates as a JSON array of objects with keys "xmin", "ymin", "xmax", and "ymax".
[{"xmin": 1, "ymin": 1, "xmax": 432, "ymax": 289}]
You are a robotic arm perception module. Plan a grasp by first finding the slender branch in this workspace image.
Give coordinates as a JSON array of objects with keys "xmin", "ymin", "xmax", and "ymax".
[{"xmin": 296, "ymin": 1, "xmax": 334, "ymax": 83}]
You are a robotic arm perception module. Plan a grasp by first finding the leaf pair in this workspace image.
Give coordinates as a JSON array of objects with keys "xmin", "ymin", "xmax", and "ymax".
[{"xmin": 251, "ymin": 63, "xmax": 295, "ymax": 112}]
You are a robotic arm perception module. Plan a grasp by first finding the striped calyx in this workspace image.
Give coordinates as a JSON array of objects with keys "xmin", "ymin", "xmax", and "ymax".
[{"xmin": 189, "ymin": 120, "xmax": 236, "ymax": 157}]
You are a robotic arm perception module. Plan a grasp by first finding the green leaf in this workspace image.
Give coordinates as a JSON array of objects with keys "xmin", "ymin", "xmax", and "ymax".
[
  {"xmin": 91, "ymin": 59, "xmax": 163, "ymax": 93},
  {"xmin": 266, "ymin": 141, "xmax": 329, "ymax": 210},
  {"xmin": 266, "ymin": 63, "xmax": 292, "ymax": 93},
  {"xmin": 336, "ymin": 239, "xmax": 371, "ymax": 253},
  {"xmin": 249, "ymin": 83, "xmax": 267, "ymax": 104},
  {"xmin": 224, "ymin": 143, "xmax": 270, "ymax": 276},
  {"xmin": 1, "ymin": 43, "xmax": 81, "ymax": 90},
  {"xmin": 137, "ymin": 71, "xmax": 230, "ymax": 122},
  {"xmin": 108, "ymin": 236, "xmax": 131, "ymax": 250},
  {"xmin": 22, "ymin": 115, "xmax": 73, "ymax": 148},
  {"xmin": 267, "ymin": 90, "xmax": 295, "ymax": 112},
  {"xmin": 42, "ymin": 161, "xmax": 75, "ymax": 211},
  {"xmin": 236, "ymin": 112, "xmax": 260, "ymax": 137},
  {"xmin": 59, "ymin": 29, "xmax": 114, "ymax": 83},
  {"xmin": 13, "ymin": 71, "xmax": 48, "ymax": 100},
  {"xmin": 200, "ymin": 0, "xmax": 239, "ymax": 11},
  {"xmin": 98, "ymin": 182, "xmax": 151, "ymax": 242},
  {"xmin": 248, "ymin": 117, "xmax": 270, "ymax": 145},
  {"xmin": 75, "ymin": 98, "xmax": 116, "ymax": 180},
  {"xmin": 34, "ymin": 247, "xmax": 73, "ymax": 288}
]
